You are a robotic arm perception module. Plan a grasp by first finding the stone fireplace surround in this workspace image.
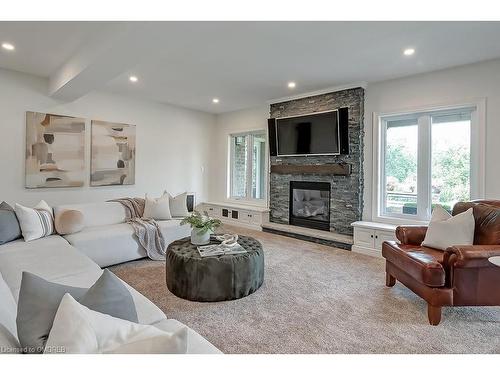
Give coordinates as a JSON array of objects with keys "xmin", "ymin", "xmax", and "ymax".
[{"xmin": 268, "ymin": 87, "xmax": 364, "ymax": 236}]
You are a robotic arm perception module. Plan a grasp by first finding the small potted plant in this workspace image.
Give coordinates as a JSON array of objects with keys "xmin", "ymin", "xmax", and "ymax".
[{"xmin": 180, "ymin": 211, "xmax": 222, "ymax": 245}]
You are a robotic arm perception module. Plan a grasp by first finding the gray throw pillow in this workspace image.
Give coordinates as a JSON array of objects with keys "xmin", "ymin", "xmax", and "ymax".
[
  {"xmin": 79, "ymin": 269, "xmax": 138, "ymax": 323},
  {"xmin": 0, "ymin": 202, "xmax": 21, "ymax": 245},
  {"xmin": 16, "ymin": 270, "xmax": 138, "ymax": 353}
]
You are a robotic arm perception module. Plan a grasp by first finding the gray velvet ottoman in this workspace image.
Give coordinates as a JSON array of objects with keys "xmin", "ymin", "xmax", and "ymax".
[{"xmin": 166, "ymin": 235, "xmax": 264, "ymax": 302}]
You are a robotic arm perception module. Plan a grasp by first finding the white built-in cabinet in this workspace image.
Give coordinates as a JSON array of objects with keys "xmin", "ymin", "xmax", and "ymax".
[
  {"xmin": 201, "ymin": 202, "xmax": 269, "ymax": 230},
  {"xmin": 351, "ymin": 221, "xmax": 397, "ymax": 258}
]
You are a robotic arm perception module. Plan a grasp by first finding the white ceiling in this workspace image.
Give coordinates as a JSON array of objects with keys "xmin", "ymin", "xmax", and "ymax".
[{"xmin": 1, "ymin": 21, "xmax": 500, "ymax": 113}]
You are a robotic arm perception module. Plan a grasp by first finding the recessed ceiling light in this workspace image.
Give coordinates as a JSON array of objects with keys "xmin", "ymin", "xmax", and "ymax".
[
  {"xmin": 1, "ymin": 42, "xmax": 15, "ymax": 51},
  {"xmin": 288, "ymin": 82, "xmax": 296, "ymax": 89},
  {"xmin": 403, "ymin": 48, "xmax": 415, "ymax": 56},
  {"xmin": 212, "ymin": 98, "xmax": 219, "ymax": 104},
  {"xmin": 129, "ymin": 76, "xmax": 138, "ymax": 83}
]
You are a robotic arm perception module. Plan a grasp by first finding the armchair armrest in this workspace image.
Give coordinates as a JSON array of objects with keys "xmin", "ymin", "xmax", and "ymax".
[
  {"xmin": 395, "ymin": 226, "xmax": 428, "ymax": 245},
  {"xmin": 443, "ymin": 245, "xmax": 500, "ymax": 268}
]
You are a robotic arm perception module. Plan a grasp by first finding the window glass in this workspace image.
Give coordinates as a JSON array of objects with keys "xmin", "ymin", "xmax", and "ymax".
[
  {"xmin": 251, "ymin": 133, "xmax": 266, "ymax": 199},
  {"xmin": 431, "ymin": 113, "xmax": 471, "ymax": 213},
  {"xmin": 379, "ymin": 107, "xmax": 474, "ymax": 221},
  {"xmin": 384, "ymin": 119, "xmax": 418, "ymax": 215},
  {"xmin": 230, "ymin": 132, "xmax": 266, "ymax": 200},
  {"xmin": 231, "ymin": 135, "xmax": 247, "ymax": 198}
]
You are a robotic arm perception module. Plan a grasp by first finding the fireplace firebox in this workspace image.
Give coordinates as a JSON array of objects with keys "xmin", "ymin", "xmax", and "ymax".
[{"xmin": 289, "ymin": 181, "xmax": 331, "ymax": 231}]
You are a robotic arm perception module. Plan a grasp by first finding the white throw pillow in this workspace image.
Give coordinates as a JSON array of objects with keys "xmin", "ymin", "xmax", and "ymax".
[
  {"xmin": 15, "ymin": 200, "xmax": 55, "ymax": 242},
  {"xmin": 422, "ymin": 205, "xmax": 475, "ymax": 250},
  {"xmin": 45, "ymin": 294, "xmax": 187, "ymax": 354},
  {"xmin": 143, "ymin": 193, "xmax": 172, "ymax": 220},
  {"xmin": 168, "ymin": 192, "xmax": 189, "ymax": 217}
]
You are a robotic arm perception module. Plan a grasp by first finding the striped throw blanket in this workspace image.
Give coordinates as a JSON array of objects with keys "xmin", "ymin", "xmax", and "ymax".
[{"xmin": 109, "ymin": 198, "xmax": 166, "ymax": 261}]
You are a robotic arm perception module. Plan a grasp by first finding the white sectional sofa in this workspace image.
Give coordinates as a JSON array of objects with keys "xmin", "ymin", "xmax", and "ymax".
[
  {"xmin": 0, "ymin": 201, "xmax": 221, "ymax": 354},
  {"xmin": 54, "ymin": 202, "xmax": 191, "ymax": 267}
]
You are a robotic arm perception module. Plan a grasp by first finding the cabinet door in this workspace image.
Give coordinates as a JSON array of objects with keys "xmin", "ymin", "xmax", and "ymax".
[
  {"xmin": 374, "ymin": 230, "xmax": 397, "ymax": 250},
  {"xmin": 248, "ymin": 211, "xmax": 261, "ymax": 225},
  {"xmin": 238, "ymin": 210, "xmax": 250, "ymax": 224},
  {"xmin": 354, "ymin": 228, "xmax": 375, "ymax": 248},
  {"xmin": 205, "ymin": 205, "xmax": 221, "ymax": 218},
  {"xmin": 239, "ymin": 210, "xmax": 260, "ymax": 225}
]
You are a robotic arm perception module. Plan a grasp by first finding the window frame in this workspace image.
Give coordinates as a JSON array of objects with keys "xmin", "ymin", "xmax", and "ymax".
[
  {"xmin": 372, "ymin": 100, "xmax": 485, "ymax": 225},
  {"xmin": 228, "ymin": 129, "xmax": 268, "ymax": 203}
]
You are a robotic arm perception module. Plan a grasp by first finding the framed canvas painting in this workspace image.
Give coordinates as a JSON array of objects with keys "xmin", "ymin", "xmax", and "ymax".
[
  {"xmin": 25, "ymin": 111, "xmax": 86, "ymax": 188},
  {"xmin": 91, "ymin": 120, "xmax": 136, "ymax": 186}
]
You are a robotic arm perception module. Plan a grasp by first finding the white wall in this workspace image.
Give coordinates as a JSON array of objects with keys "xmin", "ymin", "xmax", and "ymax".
[
  {"xmin": 208, "ymin": 59, "xmax": 500, "ymax": 221},
  {"xmin": 209, "ymin": 105, "xmax": 269, "ymax": 205},
  {"xmin": 0, "ymin": 68, "xmax": 216, "ymax": 207},
  {"xmin": 363, "ymin": 58, "xmax": 500, "ymax": 220}
]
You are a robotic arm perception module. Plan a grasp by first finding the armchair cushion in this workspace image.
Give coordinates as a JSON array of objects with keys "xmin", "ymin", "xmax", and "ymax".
[{"xmin": 382, "ymin": 241, "xmax": 446, "ymax": 287}]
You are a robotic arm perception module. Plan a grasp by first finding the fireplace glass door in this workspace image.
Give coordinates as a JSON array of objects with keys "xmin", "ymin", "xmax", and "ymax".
[{"xmin": 289, "ymin": 181, "xmax": 331, "ymax": 231}]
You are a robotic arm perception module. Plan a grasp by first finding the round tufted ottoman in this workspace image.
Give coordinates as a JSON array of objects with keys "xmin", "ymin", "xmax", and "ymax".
[{"xmin": 166, "ymin": 235, "xmax": 264, "ymax": 302}]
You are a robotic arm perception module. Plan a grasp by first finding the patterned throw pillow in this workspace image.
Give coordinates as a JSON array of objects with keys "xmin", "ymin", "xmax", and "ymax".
[{"xmin": 14, "ymin": 200, "xmax": 55, "ymax": 242}]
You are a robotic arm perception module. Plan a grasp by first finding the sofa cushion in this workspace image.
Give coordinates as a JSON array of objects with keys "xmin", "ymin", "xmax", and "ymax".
[
  {"xmin": 382, "ymin": 241, "xmax": 446, "ymax": 287},
  {"xmin": 0, "ymin": 202, "xmax": 21, "ymax": 245},
  {"xmin": 54, "ymin": 202, "xmax": 126, "ymax": 227},
  {"xmin": 64, "ymin": 219, "xmax": 191, "ymax": 268}
]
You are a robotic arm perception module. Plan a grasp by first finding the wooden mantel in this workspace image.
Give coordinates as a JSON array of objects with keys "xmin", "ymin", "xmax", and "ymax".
[{"xmin": 270, "ymin": 163, "xmax": 351, "ymax": 176}]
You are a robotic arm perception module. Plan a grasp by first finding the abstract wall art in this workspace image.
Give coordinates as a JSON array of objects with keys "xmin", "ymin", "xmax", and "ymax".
[
  {"xmin": 91, "ymin": 120, "xmax": 136, "ymax": 186},
  {"xmin": 25, "ymin": 111, "xmax": 86, "ymax": 188}
]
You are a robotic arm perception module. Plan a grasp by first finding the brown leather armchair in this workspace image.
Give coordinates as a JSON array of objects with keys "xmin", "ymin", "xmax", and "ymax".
[{"xmin": 382, "ymin": 200, "xmax": 500, "ymax": 325}]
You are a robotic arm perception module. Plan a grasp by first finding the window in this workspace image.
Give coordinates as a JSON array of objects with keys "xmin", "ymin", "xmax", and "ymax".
[
  {"xmin": 375, "ymin": 104, "xmax": 483, "ymax": 222},
  {"xmin": 229, "ymin": 131, "xmax": 267, "ymax": 201}
]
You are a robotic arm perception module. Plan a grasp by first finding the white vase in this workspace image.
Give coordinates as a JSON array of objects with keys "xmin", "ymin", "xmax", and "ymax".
[{"xmin": 191, "ymin": 228, "xmax": 211, "ymax": 245}]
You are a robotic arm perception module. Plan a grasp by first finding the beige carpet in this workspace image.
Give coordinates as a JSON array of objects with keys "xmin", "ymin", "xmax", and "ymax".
[{"xmin": 110, "ymin": 225, "xmax": 500, "ymax": 353}]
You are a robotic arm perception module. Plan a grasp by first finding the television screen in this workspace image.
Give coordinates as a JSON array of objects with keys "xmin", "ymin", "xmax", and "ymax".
[{"xmin": 276, "ymin": 111, "xmax": 339, "ymax": 156}]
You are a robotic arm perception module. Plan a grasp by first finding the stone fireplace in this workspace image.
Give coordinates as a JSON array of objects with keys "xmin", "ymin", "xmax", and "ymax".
[
  {"xmin": 290, "ymin": 181, "xmax": 331, "ymax": 231},
  {"xmin": 268, "ymin": 87, "xmax": 364, "ymax": 236}
]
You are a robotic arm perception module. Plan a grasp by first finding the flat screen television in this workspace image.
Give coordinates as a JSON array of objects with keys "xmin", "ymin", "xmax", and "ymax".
[{"xmin": 274, "ymin": 110, "xmax": 340, "ymax": 156}]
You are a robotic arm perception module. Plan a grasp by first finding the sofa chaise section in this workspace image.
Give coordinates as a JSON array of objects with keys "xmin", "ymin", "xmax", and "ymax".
[{"xmin": 55, "ymin": 202, "xmax": 191, "ymax": 267}]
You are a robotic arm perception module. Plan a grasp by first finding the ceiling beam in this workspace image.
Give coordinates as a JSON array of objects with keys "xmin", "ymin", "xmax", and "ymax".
[{"xmin": 48, "ymin": 23, "xmax": 161, "ymax": 102}]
